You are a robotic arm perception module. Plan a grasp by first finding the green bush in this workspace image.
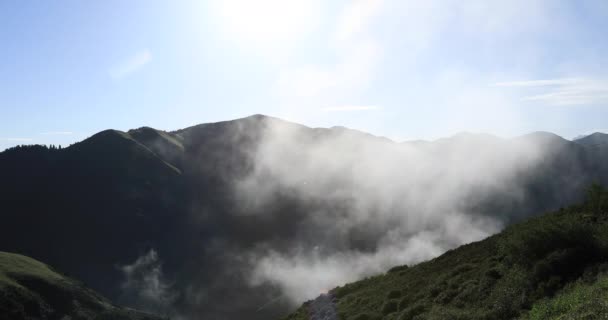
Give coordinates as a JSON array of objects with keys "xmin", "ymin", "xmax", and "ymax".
[
  {"xmin": 388, "ymin": 265, "xmax": 409, "ymax": 274},
  {"xmin": 500, "ymin": 219, "xmax": 600, "ymax": 268},
  {"xmin": 398, "ymin": 296, "xmax": 410, "ymax": 311},
  {"xmin": 484, "ymin": 269, "xmax": 501, "ymax": 280},
  {"xmin": 351, "ymin": 311, "xmax": 382, "ymax": 320},
  {"xmin": 382, "ymin": 300, "xmax": 399, "ymax": 315},
  {"xmin": 387, "ymin": 290, "xmax": 402, "ymax": 299},
  {"xmin": 398, "ymin": 303, "xmax": 426, "ymax": 320},
  {"xmin": 586, "ymin": 183, "xmax": 608, "ymax": 214}
]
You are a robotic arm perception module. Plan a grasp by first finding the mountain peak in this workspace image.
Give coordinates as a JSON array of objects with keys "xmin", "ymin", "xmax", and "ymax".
[
  {"xmin": 574, "ymin": 132, "xmax": 608, "ymax": 147},
  {"xmin": 516, "ymin": 131, "xmax": 569, "ymax": 145}
]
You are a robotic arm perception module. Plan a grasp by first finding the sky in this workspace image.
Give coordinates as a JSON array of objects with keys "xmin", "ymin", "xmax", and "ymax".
[{"xmin": 1, "ymin": 0, "xmax": 608, "ymax": 150}]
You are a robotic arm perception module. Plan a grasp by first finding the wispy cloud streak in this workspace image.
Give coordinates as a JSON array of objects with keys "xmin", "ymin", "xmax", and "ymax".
[
  {"xmin": 40, "ymin": 131, "xmax": 73, "ymax": 135},
  {"xmin": 493, "ymin": 78, "xmax": 582, "ymax": 87},
  {"xmin": 0, "ymin": 137, "xmax": 33, "ymax": 142},
  {"xmin": 494, "ymin": 78, "xmax": 608, "ymax": 106},
  {"xmin": 321, "ymin": 105, "xmax": 380, "ymax": 112},
  {"xmin": 109, "ymin": 49, "xmax": 152, "ymax": 79}
]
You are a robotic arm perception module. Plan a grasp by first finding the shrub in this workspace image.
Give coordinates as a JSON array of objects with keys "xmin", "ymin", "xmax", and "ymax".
[
  {"xmin": 352, "ymin": 312, "xmax": 383, "ymax": 320},
  {"xmin": 450, "ymin": 263, "xmax": 475, "ymax": 277},
  {"xmin": 434, "ymin": 288, "xmax": 458, "ymax": 304},
  {"xmin": 398, "ymin": 303, "xmax": 426, "ymax": 320},
  {"xmin": 382, "ymin": 300, "xmax": 399, "ymax": 315},
  {"xmin": 398, "ymin": 296, "xmax": 410, "ymax": 311},
  {"xmin": 387, "ymin": 290, "xmax": 402, "ymax": 299},
  {"xmin": 485, "ymin": 269, "xmax": 501, "ymax": 280},
  {"xmin": 388, "ymin": 265, "xmax": 409, "ymax": 274},
  {"xmin": 585, "ymin": 183, "xmax": 608, "ymax": 214},
  {"xmin": 500, "ymin": 219, "xmax": 599, "ymax": 268}
]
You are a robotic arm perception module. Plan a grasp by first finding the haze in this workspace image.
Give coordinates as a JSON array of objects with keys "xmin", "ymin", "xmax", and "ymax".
[
  {"xmin": 2, "ymin": 0, "xmax": 608, "ymax": 150},
  {"xmin": 1, "ymin": 1, "xmax": 608, "ymax": 320}
]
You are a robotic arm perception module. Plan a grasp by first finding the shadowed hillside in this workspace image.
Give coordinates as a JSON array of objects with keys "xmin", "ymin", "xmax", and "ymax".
[
  {"xmin": 0, "ymin": 251, "xmax": 162, "ymax": 320},
  {"xmin": 1, "ymin": 115, "xmax": 608, "ymax": 319}
]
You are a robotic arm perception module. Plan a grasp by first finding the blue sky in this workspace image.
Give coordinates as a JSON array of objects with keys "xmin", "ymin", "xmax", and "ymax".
[{"xmin": 1, "ymin": 0, "xmax": 608, "ymax": 150}]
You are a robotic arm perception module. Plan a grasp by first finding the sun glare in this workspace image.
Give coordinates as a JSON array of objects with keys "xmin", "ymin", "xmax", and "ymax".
[{"xmin": 215, "ymin": 0, "xmax": 321, "ymax": 51}]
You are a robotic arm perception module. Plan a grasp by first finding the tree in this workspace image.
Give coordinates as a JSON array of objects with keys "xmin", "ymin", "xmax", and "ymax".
[{"xmin": 586, "ymin": 183, "xmax": 608, "ymax": 214}]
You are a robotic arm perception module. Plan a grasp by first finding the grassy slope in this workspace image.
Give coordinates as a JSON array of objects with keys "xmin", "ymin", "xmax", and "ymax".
[
  {"xmin": 524, "ymin": 273, "xmax": 608, "ymax": 319},
  {"xmin": 284, "ymin": 187, "xmax": 608, "ymax": 320},
  {"xmin": 0, "ymin": 252, "xmax": 162, "ymax": 320}
]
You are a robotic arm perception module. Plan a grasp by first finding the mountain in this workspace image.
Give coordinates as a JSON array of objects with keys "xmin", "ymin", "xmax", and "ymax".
[
  {"xmin": 284, "ymin": 186, "xmax": 608, "ymax": 320},
  {"xmin": 0, "ymin": 251, "xmax": 161, "ymax": 320},
  {"xmin": 2, "ymin": 114, "xmax": 608, "ymax": 319},
  {"xmin": 574, "ymin": 132, "xmax": 608, "ymax": 148},
  {"xmin": 0, "ymin": 129, "xmax": 186, "ymax": 305},
  {"xmin": 575, "ymin": 132, "xmax": 608, "ymax": 157}
]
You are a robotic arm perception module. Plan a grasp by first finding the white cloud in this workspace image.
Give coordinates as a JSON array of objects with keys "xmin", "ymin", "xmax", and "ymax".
[
  {"xmin": 120, "ymin": 250, "xmax": 175, "ymax": 313},
  {"xmin": 493, "ymin": 78, "xmax": 582, "ymax": 87},
  {"xmin": 494, "ymin": 78, "xmax": 608, "ymax": 106},
  {"xmin": 236, "ymin": 118, "xmax": 550, "ymax": 303},
  {"xmin": 321, "ymin": 105, "xmax": 380, "ymax": 112},
  {"xmin": 40, "ymin": 131, "xmax": 73, "ymax": 135},
  {"xmin": 109, "ymin": 49, "xmax": 152, "ymax": 79}
]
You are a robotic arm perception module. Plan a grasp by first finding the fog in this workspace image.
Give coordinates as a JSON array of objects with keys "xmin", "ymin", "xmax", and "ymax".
[
  {"xmin": 119, "ymin": 249, "xmax": 175, "ymax": 316},
  {"xmin": 103, "ymin": 116, "xmax": 586, "ymax": 319},
  {"xmin": 232, "ymin": 118, "xmax": 553, "ymax": 305}
]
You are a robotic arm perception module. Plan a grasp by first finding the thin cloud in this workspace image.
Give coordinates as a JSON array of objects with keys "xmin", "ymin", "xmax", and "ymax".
[
  {"xmin": 494, "ymin": 78, "xmax": 608, "ymax": 106},
  {"xmin": 0, "ymin": 137, "xmax": 33, "ymax": 142},
  {"xmin": 334, "ymin": 0, "xmax": 384, "ymax": 46},
  {"xmin": 522, "ymin": 91, "xmax": 608, "ymax": 106},
  {"xmin": 492, "ymin": 78, "xmax": 582, "ymax": 87},
  {"xmin": 274, "ymin": 1, "xmax": 383, "ymax": 102},
  {"xmin": 321, "ymin": 105, "xmax": 380, "ymax": 112},
  {"xmin": 40, "ymin": 131, "xmax": 73, "ymax": 135},
  {"xmin": 109, "ymin": 49, "xmax": 152, "ymax": 79}
]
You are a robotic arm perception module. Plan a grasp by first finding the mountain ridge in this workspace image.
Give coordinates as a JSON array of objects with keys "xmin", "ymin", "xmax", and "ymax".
[{"xmin": 2, "ymin": 115, "xmax": 608, "ymax": 319}]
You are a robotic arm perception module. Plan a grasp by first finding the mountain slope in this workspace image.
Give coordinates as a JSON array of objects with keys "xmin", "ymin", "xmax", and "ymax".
[
  {"xmin": 0, "ymin": 251, "xmax": 161, "ymax": 320},
  {"xmin": 574, "ymin": 132, "xmax": 608, "ymax": 148},
  {"xmin": 2, "ymin": 115, "xmax": 608, "ymax": 319},
  {"xmin": 0, "ymin": 129, "xmax": 186, "ymax": 301},
  {"xmin": 284, "ymin": 186, "xmax": 608, "ymax": 320}
]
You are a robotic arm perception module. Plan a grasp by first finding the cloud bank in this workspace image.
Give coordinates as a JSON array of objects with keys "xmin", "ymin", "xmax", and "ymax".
[{"xmin": 231, "ymin": 118, "xmax": 554, "ymax": 304}]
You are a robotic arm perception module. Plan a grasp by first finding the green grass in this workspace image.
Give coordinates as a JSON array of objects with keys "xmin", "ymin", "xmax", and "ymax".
[
  {"xmin": 0, "ymin": 252, "xmax": 63, "ymax": 288},
  {"xmin": 524, "ymin": 272, "xmax": 608, "ymax": 319},
  {"xmin": 284, "ymin": 186, "xmax": 608, "ymax": 320},
  {"xmin": 0, "ymin": 251, "xmax": 162, "ymax": 320}
]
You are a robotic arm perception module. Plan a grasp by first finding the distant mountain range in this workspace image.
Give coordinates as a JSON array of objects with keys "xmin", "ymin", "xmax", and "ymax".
[{"xmin": 1, "ymin": 115, "xmax": 608, "ymax": 319}]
